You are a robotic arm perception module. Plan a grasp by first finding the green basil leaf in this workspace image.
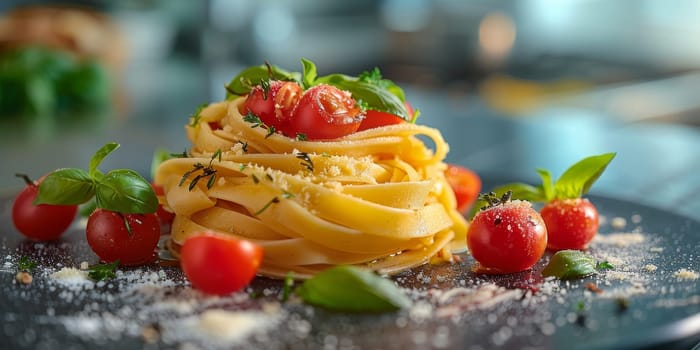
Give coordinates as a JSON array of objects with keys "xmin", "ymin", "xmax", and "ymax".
[
  {"xmin": 316, "ymin": 74, "xmax": 409, "ymax": 121},
  {"xmin": 553, "ymin": 153, "xmax": 616, "ymax": 199},
  {"xmin": 89, "ymin": 142, "xmax": 119, "ymax": 178},
  {"xmin": 357, "ymin": 67, "xmax": 406, "ymax": 102},
  {"xmin": 95, "ymin": 169, "xmax": 158, "ymax": 214},
  {"xmin": 296, "ymin": 265, "xmax": 411, "ymax": 313},
  {"xmin": 225, "ymin": 64, "xmax": 301, "ymax": 97},
  {"xmin": 88, "ymin": 260, "xmax": 119, "ymax": 281},
  {"xmin": 542, "ymin": 250, "xmax": 597, "ymax": 279},
  {"xmin": 35, "ymin": 168, "xmax": 95, "ymax": 205},
  {"xmin": 537, "ymin": 168, "xmax": 554, "ymax": 201},
  {"xmin": 300, "ymin": 58, "xmax": 317, "ymax": 90}
]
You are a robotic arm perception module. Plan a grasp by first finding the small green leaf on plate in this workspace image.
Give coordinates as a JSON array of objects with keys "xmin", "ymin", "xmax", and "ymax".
[
  {"xmin": 542, "ymin": 250, "xmax": 597, "ymax": 279},
  {"xmin": 596, "ymin": 260, "xmax": 615, "ymax": 270},
  {"xmin": 17, "ymin": 256, "xmax": 37, "ymax": 272},
  {"xmin": 88, "ymin": 260, "xmax": 119, "ymax": 281},
  {"xmin": 296, "ymin": 265, "xmax": 411, "ymax": 313}
]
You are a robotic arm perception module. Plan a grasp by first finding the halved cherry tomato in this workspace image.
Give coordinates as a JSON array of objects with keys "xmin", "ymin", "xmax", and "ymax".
[
  {"xmin": 244, "ymin": 80, "xmax": 303, "ymax": 134},
  {"xmin": 357, "ymin": 101, "xmax": 413, "ymax": 131},
  {"xmin": 467, "ymin": 200, "xmax": 547, "ymax": 273},
  {"xmin": 12, "ymin": 175, "xmax": 77, "ymax": 241},
  {"xmin": 86, "ymin": 209, "xmax": 160, "ymax": 265},
  {"xmin": 180, "ymin": 233, "xmax": 263, "ymax": 295},
  {"xmin": 445, "ymin": 164, "xmax": 481, "ymax": 214},
  {"xmin": 541, "ymin": 198, "xmax": 599, "ymax": 250},
  {"xmin": 288, "ymin": 84, "xmax": 363, "ymax": 140}
]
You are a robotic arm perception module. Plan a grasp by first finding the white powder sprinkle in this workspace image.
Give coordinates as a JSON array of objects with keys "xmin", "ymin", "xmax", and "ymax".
[
  {"xmin": 593, "ymin": 233, "xmax": 645, "ymax": 247},
  {"xmin": 673, "ymin": 269, "xmax": 699, "ymax": 280},
  {"xmin": 610, "ymin": 217, "xmax": 627, "ymax": 230}
]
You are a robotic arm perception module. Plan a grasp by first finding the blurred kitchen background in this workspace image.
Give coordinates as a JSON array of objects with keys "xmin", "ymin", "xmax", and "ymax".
[{"xmin": 0, "ymin": 0, "xmax": 699, "ymax": 219}]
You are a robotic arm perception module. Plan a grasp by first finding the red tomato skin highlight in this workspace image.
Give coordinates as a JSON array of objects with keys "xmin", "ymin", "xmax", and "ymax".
[
  {"xmin": 444, "ymin": 164, "xmax": 482, "ymax": 214},
  {"xmin": 12, "ymin": 183, "xmax": 77, "ymax": 241},
  {"xmin": 86, "ymin": 209, "xmax": 160, "ymax": 265},
  {"xmin": 289, "ymin": 84, "xmax": 363, "ymax": 140},
  {"xmin": 180, "ymin": 233, "xmax": 263, "ymax": 295},
  {"xmin": 467, "ymin": 201, "xmax": 547, "ymax": 273},
  {"xmin": 541, "ymin": 198, "xmax": 599, "ymax": 250}
]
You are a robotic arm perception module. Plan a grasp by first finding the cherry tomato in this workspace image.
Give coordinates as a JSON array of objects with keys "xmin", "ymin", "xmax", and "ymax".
[
  {"xmin": 289, "ymin": 84, "xmax": 363, "ymax": 139},
  {"xmin": 151, "ymin": 183, "xmax": 175, "ymax": 231},
  {"xmin": 357, "ymin": 101, "xmax": 413, "ymax": 131},
  {"xmin": 445, "ymin": 164, "xmax": 482, "ymax": 214},
  {"xmin": 244, "ymin": 80, "xmax": 303, "ymax": 133},
  {"xmin": 180, "ymin": 233, "xmax": 263, "ymax": 295},
  {"xmin": 357, "ymin": 111, "xmax": 404, "ymax": 131},
  {"xmin": 86, "ymin": 209, "xmax": 160, "ymax": 265},
  {"xmin": 12, "ymin": 175, "xmax": 77, "ymax": 241},
  {"xmin": 541, "ymin": 198, "xmax": 599, "ymax": 250},
  {"xmin": 467, "ymin": 200, "xmax": 547, "ymax": 273}
]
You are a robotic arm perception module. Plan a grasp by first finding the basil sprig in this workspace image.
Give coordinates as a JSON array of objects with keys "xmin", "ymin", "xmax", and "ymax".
[
  {"xmin": 224, "ymin": 58, "xmax": 411, "ymax": 121},
  {"xmin": 35, "ymin": 142, "xmax": 157, "ymax": 214},
  {"xmin": 471, "ymin": 153, "xmax": 616, "ymax": 216},
  {"xmin": 296, "ymin": 265, "xmax": 411, "ymax": 313},
  {"xmin": 542, "ymin": 250, "xmax": 614, "ymax": 279}
]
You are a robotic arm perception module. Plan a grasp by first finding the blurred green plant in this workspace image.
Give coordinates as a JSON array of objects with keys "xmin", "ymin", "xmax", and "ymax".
[{"xmin": 0, "ymin": 47, "xmax": 110, "ymax": 118}]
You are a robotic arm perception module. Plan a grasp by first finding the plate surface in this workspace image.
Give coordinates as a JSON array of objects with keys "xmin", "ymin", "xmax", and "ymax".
[{"xmin": 0, "ymin": 194, "xmax": 699, "ymax": 350}]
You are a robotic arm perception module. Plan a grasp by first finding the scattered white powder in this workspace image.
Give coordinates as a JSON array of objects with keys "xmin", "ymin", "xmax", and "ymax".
[
  {"xmin": 644, "ymin": 264, "xmax": 658, "ymax": 272},
  {"xmin": 610, "ymin": 217, "xmax": 627, "ymax": 230},
  {"xmin": 197, "ymin": 310, "xmax": 274, "ymax": 343},
  {"xmin": 673, "ymin": 269, "xmax": 699, "ymax": 280},
  {"xmin": 593, "ymin": 233, "xmax": 645, "ymax": 247},
  {"xmin": 50, "ymin": 267, "xmax": 91, "ymax": 287},
  {"xmin": 51, "ymin": 267, "xmax": 284, "ymax": 349}
]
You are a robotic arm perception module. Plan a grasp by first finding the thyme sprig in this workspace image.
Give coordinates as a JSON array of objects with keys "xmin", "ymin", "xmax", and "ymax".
[
  {"xmin": 179, "ymin": 149, "xmax": 222, "ymax": 191},
  {"xmin": 254, "ymin": 191, "xmax": 294, "ymax": 216},
  {"xmin": 296, "ymin": 152, "xmax": 314, "ymax": 172},
  {"xmin": 189, "ymin": 103, "xmax": 208, "ymax": 126},
  {"xmin": 479, "ymin": 191, "xmax": 512, "ymax": 210},
  {"xmin": 243, "ymin": 111, "xmax": 276, "ymax": 138}
]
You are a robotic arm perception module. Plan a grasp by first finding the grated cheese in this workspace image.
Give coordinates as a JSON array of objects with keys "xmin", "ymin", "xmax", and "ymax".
[{"xmin": 673, "ymin": 268, "xmax": 699, "ymax": 280}]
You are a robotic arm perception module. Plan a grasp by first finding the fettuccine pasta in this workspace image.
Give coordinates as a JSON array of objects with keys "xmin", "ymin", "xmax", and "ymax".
[{"xmin": 155, "ymin": 98, "xmax": 468, "ymax": 279}]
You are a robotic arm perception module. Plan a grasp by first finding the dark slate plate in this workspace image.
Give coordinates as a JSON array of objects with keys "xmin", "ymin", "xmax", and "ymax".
[{"xmin": 0, "ymin": 194, "xmax": 698, "ymax": 350}]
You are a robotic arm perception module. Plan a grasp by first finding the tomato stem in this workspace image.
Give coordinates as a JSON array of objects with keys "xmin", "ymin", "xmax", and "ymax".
[
  {"xmin": 15, "ymin": 173, "xmax": 36, "ymax": 186},
  {"xmin": 119, "ymin": 213, "xmax": 134, "ymax": 237}
]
